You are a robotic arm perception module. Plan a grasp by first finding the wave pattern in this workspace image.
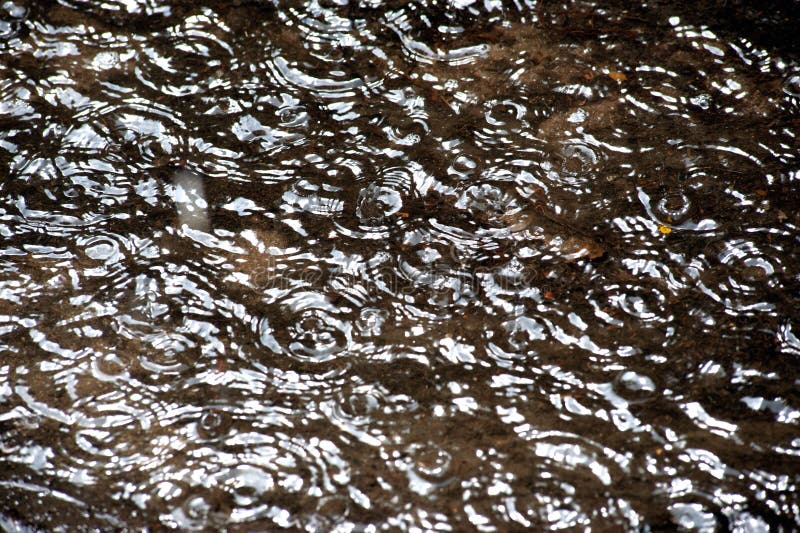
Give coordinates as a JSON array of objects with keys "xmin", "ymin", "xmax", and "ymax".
[{"xmin": 0, "ymin": 0, "xmax": 798, "ymax": 530}]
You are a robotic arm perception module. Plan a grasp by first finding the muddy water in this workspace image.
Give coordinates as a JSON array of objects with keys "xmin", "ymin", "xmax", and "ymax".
[{"xmin": 0, "ymin": 0, "xmax": 799, "ymax": 530}]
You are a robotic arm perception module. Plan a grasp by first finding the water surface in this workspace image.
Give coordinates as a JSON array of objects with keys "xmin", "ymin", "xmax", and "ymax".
[{"xmin": 1, "ymin": 0, "xmax": 799, "ymax": 530}]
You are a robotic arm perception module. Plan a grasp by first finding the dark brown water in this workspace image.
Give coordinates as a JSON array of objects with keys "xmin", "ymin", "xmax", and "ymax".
[{"xmin": 1, "ymin": 0, "xmax": 799, "ymax": 530}]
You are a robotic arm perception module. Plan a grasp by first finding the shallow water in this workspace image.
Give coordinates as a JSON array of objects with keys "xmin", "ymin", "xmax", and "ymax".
[{"xmin": 0, "ymin": 0, "xmax": 799, "ymax": 530}]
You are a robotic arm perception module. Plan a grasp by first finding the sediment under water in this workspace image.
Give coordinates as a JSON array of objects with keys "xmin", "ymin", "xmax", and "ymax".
[{"xmin": 0, "ymin": 0, "xmax": 799, "ymax": 530}]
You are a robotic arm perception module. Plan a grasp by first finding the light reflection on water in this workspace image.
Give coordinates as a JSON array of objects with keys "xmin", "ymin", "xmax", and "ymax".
[{"xmin": 0, "ymin": 0, "xmax": 799, "ymax": 530}]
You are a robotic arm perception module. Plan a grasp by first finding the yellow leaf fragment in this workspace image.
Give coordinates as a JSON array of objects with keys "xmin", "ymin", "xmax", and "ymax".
[
  {"xmin": 658, "ymin": 225, "xmax": 672, "ymax": 235},
  {"xmin": 608, "ymin": 71, "xmax": 627, "ymax": 82}
]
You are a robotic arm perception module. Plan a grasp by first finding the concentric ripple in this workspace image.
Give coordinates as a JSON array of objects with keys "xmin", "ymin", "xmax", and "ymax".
[
  {"xmin": 260, "ymin": 290, "xmax": 352, "ymax": 363},
  {"xmin": 696, "ymin": 238, "xmax": 783, "ymax": 313}
]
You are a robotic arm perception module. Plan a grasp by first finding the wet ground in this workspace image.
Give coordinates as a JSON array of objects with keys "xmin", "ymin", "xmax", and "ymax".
[{"xmin": 1, "ymin": 0, "xmax": 799, "ymax": 530}]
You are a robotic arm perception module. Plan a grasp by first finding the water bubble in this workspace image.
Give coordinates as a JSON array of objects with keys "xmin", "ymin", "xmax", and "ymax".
[
  {"xmin": 79, "ymin": 234, "xmax": 124, "ymax": 264},
  {"xmin": 355, "ymin": 307, "xmax": 387, "ymax": 336},
  {"xmin": 400, "ymin": 442, "xmax": 455, "ymax": 496},
  {"xmin": 266, "ymin": 293, "xmax": 352, "ymax": 363},
  {"xmin": 413, "ymin": 447, "xmax": 452, "ymax": 480},
  {"xmin": 277, "ymin": 105, "xmax": 308, "ymax": 127},
  {"xmin": 323, "ymin": 386, "xmax": 386, "ymax": 446},
  {"xmin": 561, "ymin": 142, "xmax": 598, "ymax": 174},
  {"xmin": 346, "ymin": 392, "xmax": 379, "ymax": 419},
  {"xmin": 653, "ymin": 191, "xmax": 694, "ymax": 225},
  {"xmin": 288, "ymin": 310, "xmax": 349, "ymax": 361},
  {"xmin": 385, "ymin": 119, "xmax": 426, "ymax": 146},
  {"xmin": 669, "ymin": 502, "xmax": 718, "ymax": 531},
  {"xmin": 782, "ymin": 72, "xmax": 800, "ymax": 97},
  {"xmin": 283, "ymin": 179, "xmax": 344, "ymax": 217},
  {"xmin": 492, "ymin": 258, "xmax": 533, "ymax": 290},
  {"xmin": 336, "ymin": 387, "xmax": 380, "ymax": 422},
  {"xmin": 92, "ymin": 353, "xmax": 131, "ymax": 381},
  {"xmin": 197, "ymin": 408, "xmax": 232, "ymax": 441},
  {"xmin": 455, "ymin": 183, "xmax": 519, "ymax": 226},
  {"xmin": 613, "ymin": 371, "xmax": 657, "ymax": 404},
  {"xmin": 216, "ymin": 466, "xmax": 274, "ymax": 508},
  {"xmin": 357, "ymin": 183, "xmax": 403, "ymax": 221},
  {"xmin": 449, "ymin": 154, "xmax": 479, "ymax": 179},
  {"xmin": 486, "ymin": 100, "xmax": 525, "ymax": 127},
  {"xmin": 92, "ymin": 51, "xmax": 120, "ymax": 70},
  {"xmin": 541, "ymin": 141, "xmax": 604, "ymax": 189}
]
